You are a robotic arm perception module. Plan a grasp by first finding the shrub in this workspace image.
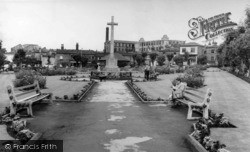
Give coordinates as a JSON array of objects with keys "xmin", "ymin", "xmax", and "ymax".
[
  {"xmin": 37, "ymin": 68, "xmax": 77, "ymax": 76},
  {"xmin": 14, "ymin": 70, "xmax": 46, "ymax": 89},
  {"xmin": 177, "ymin": 75, "xmax": 204, "ymax": 88}
]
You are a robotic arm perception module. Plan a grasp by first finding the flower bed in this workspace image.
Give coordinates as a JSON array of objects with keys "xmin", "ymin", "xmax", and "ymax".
[
  {"xmin": 0, "ymin": 111, "xmax": 39, "ymax": 145},
  {"xmin": 126, "ymin": 81, "xmax": 166, "ymax": 103},
  {"xmin": 189, "ymin": 112, "xmax": 235, "ymax": 152},
  {"xmin": 60, "ymin": 75, "xmax": 88, "ymax": 82},
  {"xmin": 90, "ymin": 71, "xmax": 132, "ymax": 80},
  {"xmin": 54, "ymin": 80, "xmax": 96, "ymax": 102}
]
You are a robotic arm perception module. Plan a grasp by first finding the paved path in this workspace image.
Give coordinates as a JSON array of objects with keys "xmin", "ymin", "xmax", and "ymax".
[{"xmin": 28, "ymin": 81, "xmax": 193, "ymax": 152}]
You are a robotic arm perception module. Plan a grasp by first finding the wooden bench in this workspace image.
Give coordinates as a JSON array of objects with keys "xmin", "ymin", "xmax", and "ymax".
[
  {"xmin": 7, "ymin": 80, "xmax": 53, "ymax": 117},
  {"xmin": 173, "ymin": 87, "xmax": 212, "ymax": 120}
]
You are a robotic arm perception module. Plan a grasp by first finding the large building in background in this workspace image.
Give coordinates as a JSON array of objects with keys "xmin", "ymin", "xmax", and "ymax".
[
  {"xmin": 138, "ymin": 35, "xmax": 185, "ymax": 52},
  {"xmin": 104, "ymin": 27, "xmax": 185, "ymax": 54}
]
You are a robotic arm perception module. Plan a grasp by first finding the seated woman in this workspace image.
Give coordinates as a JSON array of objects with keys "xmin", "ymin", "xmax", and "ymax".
[{"xmin": 169, "ymin": 78, "xmax": 187, "ymax": 107}]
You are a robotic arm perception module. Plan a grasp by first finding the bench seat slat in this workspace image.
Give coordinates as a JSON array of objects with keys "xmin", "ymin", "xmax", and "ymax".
[
  {"xmin": 14, "ymin": 83, "xmax": 36, "ymax": 91},
  {"xmin": 17, "ymin": 94, "xmax": 50, "ymax": 104},
  {"xmin": 17, "ymin": 94, "xmax": 40, "ymax": 103},
  {"xmin": 16, "ymin": 89, "xmax": 37, "ymax": 97}
]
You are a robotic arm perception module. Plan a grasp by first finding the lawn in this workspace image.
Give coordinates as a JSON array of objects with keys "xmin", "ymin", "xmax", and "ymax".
[{"xmin": 0, "ymin": 74, "xmax": 90, "ymax": 111}]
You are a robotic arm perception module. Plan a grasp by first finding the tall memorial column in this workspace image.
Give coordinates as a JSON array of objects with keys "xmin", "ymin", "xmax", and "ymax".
[{"xmin": 105, "ymin": 16, "xmax": 120, "ymax": 72}]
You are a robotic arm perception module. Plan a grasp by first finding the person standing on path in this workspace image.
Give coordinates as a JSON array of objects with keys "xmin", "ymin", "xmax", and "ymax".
[{"xmin": 144, "ymin": 65, "xmax": 150, "ymax": 81}]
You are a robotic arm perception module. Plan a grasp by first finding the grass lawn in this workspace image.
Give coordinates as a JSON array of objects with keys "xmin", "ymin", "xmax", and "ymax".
[{"xmin": 0, "ymin": 74, "xmax": 90, "ymax": 111}]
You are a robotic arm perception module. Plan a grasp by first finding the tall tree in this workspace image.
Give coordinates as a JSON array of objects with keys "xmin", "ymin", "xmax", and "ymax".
[
  {"xmin": 13, "ymin": 49, "xmax": 26, "ymax": 66},
  {"xmin": 0, "ymin": 49, "xmax": 6, "ymax": 69},
  {"xmin": 157, "ymin": 55, "xmax": 166, "ymax": 66},
  {"xmin": 149, "ymin": 53, "xmax": 157, "ymax": 65}
]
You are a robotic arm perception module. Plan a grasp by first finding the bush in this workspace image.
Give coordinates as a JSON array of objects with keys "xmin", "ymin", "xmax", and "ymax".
[
  {"xmin": 173, "ymin": 65, "xmax": 205, "ymax": 88},
  {"xmin": 176, "ymin": 75, "xmax": 204, "ymax": 88},
  {"xmin": 14, "ymin": 70, "xmax": 46, "ymax": 89},
  {"xmin": 37, "ymin": 68, "xmax": 77, "ymax": 76}
]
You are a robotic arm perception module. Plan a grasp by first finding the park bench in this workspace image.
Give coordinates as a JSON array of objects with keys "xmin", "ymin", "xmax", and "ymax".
[
  {"xmin": 174, "ymin": 87, "xmax": 212, "ymax": 120},
  {"xmin": 6, "ymin": 80, "xmax": 53, "ymax": 117},
  {"xmin": 149, "ymin": 72, "xmax": 159, "ymax": 81}
]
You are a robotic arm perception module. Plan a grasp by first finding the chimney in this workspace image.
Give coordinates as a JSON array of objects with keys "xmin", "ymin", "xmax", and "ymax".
[
  {"xmin": 106, "ymin": 27, "xmax": 109, "ymax": 42},
  {"xmin": 61, "ymin": 44, "xmax": 64, "ymax": 50},
  {"xmin": 76, "ymin": 43, "xmax": 79, "ymax": 50}
]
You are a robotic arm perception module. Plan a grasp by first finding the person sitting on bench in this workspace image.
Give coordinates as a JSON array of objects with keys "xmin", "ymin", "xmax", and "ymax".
[{"xmin": 169, "ymin": 78, "xmax": 186, "ymax": 107}]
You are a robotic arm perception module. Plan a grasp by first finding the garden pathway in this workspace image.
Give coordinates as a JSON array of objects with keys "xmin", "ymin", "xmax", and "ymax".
[{"xmin": 28, "ymin": 81, "xmax": 193, "ymax": 152}]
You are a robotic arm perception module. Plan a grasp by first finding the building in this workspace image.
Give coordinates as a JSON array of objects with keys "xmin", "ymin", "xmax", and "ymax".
[
  {"xmin": 203, "ymin": 44, "xmax": 218, "ymax": 65},
  {"xmin": 138, "ymin": 35, "xmax": 185, "ymax": 52},
  {"xmin": 53, "ymin": 43, "xmax": 103, "ymax": 67},
  {"xmin": 104, "ymin": 40, "xmax": 139, "ymax": 53},
  {"xmin": 180, "ymin": 42, "xmax": 204, "ymax": 65},
  {"xmin": 180, "ymin": 42, "xmax": 219, "ymax": 65},
  {"xmin": 11, "ymin": 44, "xmax": 42, "ymax": 53}
]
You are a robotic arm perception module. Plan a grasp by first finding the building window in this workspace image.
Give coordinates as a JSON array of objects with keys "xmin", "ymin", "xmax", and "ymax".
[
  {"xmin": 191, "ymin": 47, "xmax": 195, "ymax": 53},
  {"xmin": 182, "ymin": 48, "xmax": 186, "ymax": 53},
  {"xmin": 211, "ymin": 49, "xmax": 215, "ymax": 53}
]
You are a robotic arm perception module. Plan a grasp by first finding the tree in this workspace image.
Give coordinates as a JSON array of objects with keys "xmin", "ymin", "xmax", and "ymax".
[
  {"xmin": 149, "ymin": 53, "xmax": 157, "ymax": 65},
  {"xmin": 173, "ymin": 55, "xmax": 184, "ymax": 66},
  {"xmin": 142, "ymin": 52, "xmax": 148, "ymax": 64},
  {"xmin": 166, "ymin": 54, "xmax": 174, "ymax": 62},
  {"xmin": 197, "ymin": 55, "xmax": 207, "ymax": 65},
  {"xmin": 135, "ymin": 54, "xmax": 144, "ymax": 66},
  {"xmin": 13, "ymin": 49, "xmax": 26, "ymax": 66},
  {"xmin": 245, "ymin": 7, "xmax": 250, "ymax": 28},
  {"xmin": 80, "ymin": 57, "xmax": 88, "ymax": 67},
  {"xmin": 0, "ymin": 50, "xmax": 6, "ymax": 69},
  {"xmin": 72, "ymin": 54, "xmax": 82, "ymax": 67},
  {"xmin": 157, "ymin": 55, "xmax": 166, "ymax": 66}
]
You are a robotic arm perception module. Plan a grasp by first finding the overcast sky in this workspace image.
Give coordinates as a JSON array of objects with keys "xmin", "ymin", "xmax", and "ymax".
[{"xmin": 0, "ymin": 0, "xmax": 249, "ymax": 51}]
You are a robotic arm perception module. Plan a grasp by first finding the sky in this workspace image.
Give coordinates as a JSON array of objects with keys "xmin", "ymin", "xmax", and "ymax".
[{"xmin": 0, "ymin": 0, "xmax": 249, "ymax": 52}]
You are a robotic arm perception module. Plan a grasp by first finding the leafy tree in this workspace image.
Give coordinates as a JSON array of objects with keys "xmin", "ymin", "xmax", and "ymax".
[
  {"xmin": 13, "ymin": 49, "xmax": 26, "ymax": 66},
  {"xmin": 141, "ymin": 52, "xmax": 148, "ymax": 64},
  {"xmin": 245, "ymin": 7, "xmax": 250, "ymax": 28},
  {"xmin": 173, "ymin": 55, "xmax": 184, "ymax": 66},
  {"xmin": 149, "ymin": 53, "xmax": 157, "ymax": 65},
  {"xmin": 157, "ymin": 55, "xmax": 166, "ymax": 66},
  {"xmin": 0, "ymin": 50, "xmax": 6, "ymax": 69},
  {"xmin": 72, "ymin": 54, "xmax": 82, "ymax": 67},
  {"xmin": 135, "ymin": 54, "xmax": 144, "ymax": 66},
  {"xmin": 24, "ymin": 57, "xmax": 41, "ymax": 67},
  {"xmin": 166, "ymin": 54, "xmax": 174, "ymax": 62},
  {"xmin": 80, "ymin": 56, "xmax": 88, "ymax": 67},
  {"xmin": 197, "ymin": 55, "xmax": 207, "ymax": 65}
]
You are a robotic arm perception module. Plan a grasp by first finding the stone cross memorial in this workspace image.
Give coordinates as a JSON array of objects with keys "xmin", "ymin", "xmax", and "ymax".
[{"xmin": 105, "ymin": 16, "xmax": 120, "ymax": 72}]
